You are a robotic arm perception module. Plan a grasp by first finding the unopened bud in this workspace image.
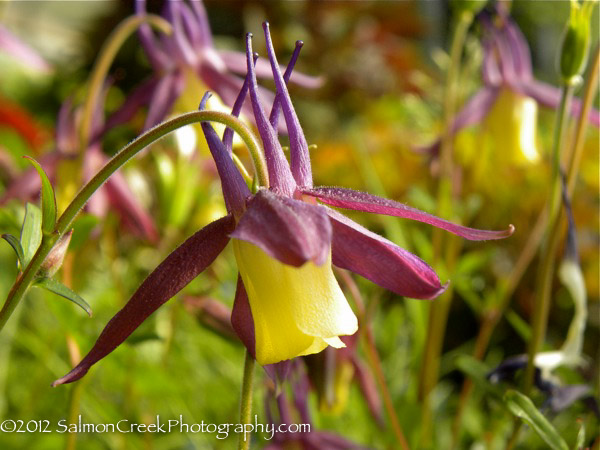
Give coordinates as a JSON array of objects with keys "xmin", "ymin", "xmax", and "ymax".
[
  {"xmin": 39, "ymin": 230, "xmax": 73, "ymax": 277},
  {"xmin": 559, "ymin": 0, "xmax": 596, "ymax": 84},
  {"xmin": 452, "ymin": 0, "xmax": 487, "ymax": 17}
]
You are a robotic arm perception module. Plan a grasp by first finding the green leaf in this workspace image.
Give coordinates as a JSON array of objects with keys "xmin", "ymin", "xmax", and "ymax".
[
  {"xmin": 504, "ymin": 390, "xmax": 569, "ymax": 450},
  {"xmin": 1, "ymin": 234, "xmax": 25, "ymax": 269},
  {"xmin": 23, "ymin": 156, "xmax": 57, "ymax": 235},
  {"xmin": 575, "ymin": 420, "xmax": 585, "ymax": 450},
  {"xmin": 34, "ymin": 278, "xmax": 92, "ymax": 317},
  {"xmin": 20, "ymin": 203, "xmax": 42, "ymax": 267}
]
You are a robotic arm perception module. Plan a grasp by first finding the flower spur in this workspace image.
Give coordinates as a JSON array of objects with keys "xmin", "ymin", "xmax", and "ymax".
[{"xmin": 53, "ymin": 23, "xmax": 513, "ymax": 386}]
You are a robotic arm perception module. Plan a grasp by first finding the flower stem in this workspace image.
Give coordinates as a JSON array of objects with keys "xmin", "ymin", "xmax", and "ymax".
[
  {"xmin": 523, "ymin": 83, "xmax": 573, "ymax": 394},
  {"xmin": 420, "ymin": 10, "xmax": 473, "ymax": 446},
  {"xmin": 238, "ymin": 350, "xmax": 255, "ymax": 450},
  {"xmin": 0, "ymin": 111, "xmax": 267, "ymax": 333},
  {"xmin": 79, "ymin": 14, "xmax": 172, "ymax": 153},
  {"xmin": 566, "ymin": 44, "xmax": 600, "ymax": 197}
]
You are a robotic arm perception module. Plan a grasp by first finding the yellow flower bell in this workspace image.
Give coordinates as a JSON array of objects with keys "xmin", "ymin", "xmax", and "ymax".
[{"xmin": 233, "ymin": 239, "xmax": 358, "ymax": 366}]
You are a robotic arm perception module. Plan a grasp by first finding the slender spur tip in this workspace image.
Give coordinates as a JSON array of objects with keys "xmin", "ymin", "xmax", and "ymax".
[
  {"xmin": 295, "ymin": 40, "xmax": 304, "ymax": 48},
  {"xmin": 508, "ymin": 224, "xmax": 515, "ymax": 235},
  {"xmin": 198, "ymin": 91, "xmax": 212, "ymax": 110},
  {"xmin": 263, "ymin": 21, "xmax": 270, "ymax": 30},
  {"xmin": 246, "ymin": 32, "xmax": 253, "ymax": 39}
]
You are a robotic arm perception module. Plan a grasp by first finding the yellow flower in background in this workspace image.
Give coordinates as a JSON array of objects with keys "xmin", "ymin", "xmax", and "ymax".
[{"xmin": 484, "ymin": 89, "xmax": 539, "ymax": 164}]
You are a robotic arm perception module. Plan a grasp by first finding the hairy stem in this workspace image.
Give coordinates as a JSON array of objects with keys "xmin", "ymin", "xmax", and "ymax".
[{"xmin": 238, "ymin": 350, "xmax": 255, "ymax": 450}]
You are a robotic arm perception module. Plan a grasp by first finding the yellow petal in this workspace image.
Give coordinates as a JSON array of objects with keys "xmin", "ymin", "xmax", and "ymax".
[{"xmin": 233, "ymin": 239, "xmax": 358, "ymax": 365}]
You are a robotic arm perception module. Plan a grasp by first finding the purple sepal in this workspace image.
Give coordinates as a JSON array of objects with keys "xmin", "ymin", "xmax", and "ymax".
[
  {"xmin": 199, "ymin": 92, "xmax": 250, "ymax": 218},
  {"xmin": 52, "ymin": 215, "xmax": 235, "ymax": 386},
  {"xmin": 327, "ymin": 209, "xmax": 446, "ymax": 300},
  {"xmin": 231, "ymin": 188, "xmax": 332, "ymax": 267},
  {"xmin": 304, "ymin": 187, "xmax": 514, "ymax": 240},
  {"xmin": 263, "ymin": 23, "xmax": 313, "ymax": 188}
]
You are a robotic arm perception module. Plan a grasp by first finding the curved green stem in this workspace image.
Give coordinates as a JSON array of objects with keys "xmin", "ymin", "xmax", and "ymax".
[
  {"xmin": 79, "ymin": 14, "xmax": 172, "ymax": 153},
  {"xmin": 0, "ymin": 111, "xmax": 267, "ymax": 333},
  {"xmin": 238, "ymin": 350, "xmax": 255, "ymax": 450}
]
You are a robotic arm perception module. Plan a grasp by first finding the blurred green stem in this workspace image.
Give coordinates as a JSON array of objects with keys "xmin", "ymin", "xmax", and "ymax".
[
  {"xmin": 79, "ymin": 14, "xmax": 172, "ymax": 154},
  {"xmin": 523, "ymin": 83, "xmax": 573, "ymax": 394},
  {"xmin": 238, "ymin": 350, "xmax": 255, "ymax": 450},
  {"xmin": 419, "ymin": 10, "xmax": 473, "ymax": 446},
  {"xmin": 0, "ymin": 111, "xmax": 267, "ymax": 333},
  {"xmin": 566, "ymin": 44, "xmax": 600, "ymax": 197}
]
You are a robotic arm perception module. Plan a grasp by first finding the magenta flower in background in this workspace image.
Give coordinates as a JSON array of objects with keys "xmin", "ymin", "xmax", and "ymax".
[
  {"xmin": 0, "ymin": 93, "xmax": 158, "ymax": 242},
  {"xmin": 420, "ymin": 7, "xmax": 600, "ymax": 156},
  {"xmin": 0, "ymin": 23, "xmax": 51, "ymax": 73},
  {"xmin": 53, "ymin": 23, "xmax": 513, "ymax": 386}
]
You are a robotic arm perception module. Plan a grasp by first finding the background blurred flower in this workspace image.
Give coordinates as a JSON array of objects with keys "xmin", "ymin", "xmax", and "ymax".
[
  {"xmin": 0, "ymin": 92, "xmax": 158, "ymax": 241},
  {"xmin": 420, "ymin": 7, "xmax": 600, "ymax": 157},
  {"xmin": 132, "ymin": 0, "xmax": 322, "ymax": 131}
]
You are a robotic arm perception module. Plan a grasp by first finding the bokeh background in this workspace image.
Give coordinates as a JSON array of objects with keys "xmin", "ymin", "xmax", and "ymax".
[{"xmin": 0, "ymin": 1, "xmax": 598, "ymax": 449}]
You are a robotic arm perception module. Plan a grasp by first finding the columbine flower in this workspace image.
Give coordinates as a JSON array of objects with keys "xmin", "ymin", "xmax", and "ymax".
[
  {"xmin": 53, "ymin": 23, "xmax": 513, "ymax": 386},
  {"xmin": 420, "ymin": 7, "xmax": 599, "ymax": 156},
  {"xmin": 132, "ymin": 0, "xmax": 322, "ymax": 131}
]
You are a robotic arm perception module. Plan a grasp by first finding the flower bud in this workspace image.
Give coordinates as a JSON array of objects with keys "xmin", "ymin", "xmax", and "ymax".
[
  {"xmin": 39, "ymin": 230, "xmax": 73, "ymax": 278},
  {"xmin": 452, "ymin": 0, "xmax": 487, "ymax": 17},
  {"xmin": 559, "ymin": 0, "xmax": 596, "ymax": 84}
]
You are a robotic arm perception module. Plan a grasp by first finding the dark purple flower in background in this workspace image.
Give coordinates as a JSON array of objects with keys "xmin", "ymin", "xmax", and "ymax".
[
  {"xmin": 264, "ymin": 360, "xmax": 371, "ymax": 450},
  {"xmin": 132, "ymin": 0, "xmax": 322, "ymax": 131},
  {"xmin": 53, "ymin": 23, "xmax": 512, "ymax": 386},
  {"xmin": 420, "ymin": 8, "xmax": 600, "ymax": 156}
]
